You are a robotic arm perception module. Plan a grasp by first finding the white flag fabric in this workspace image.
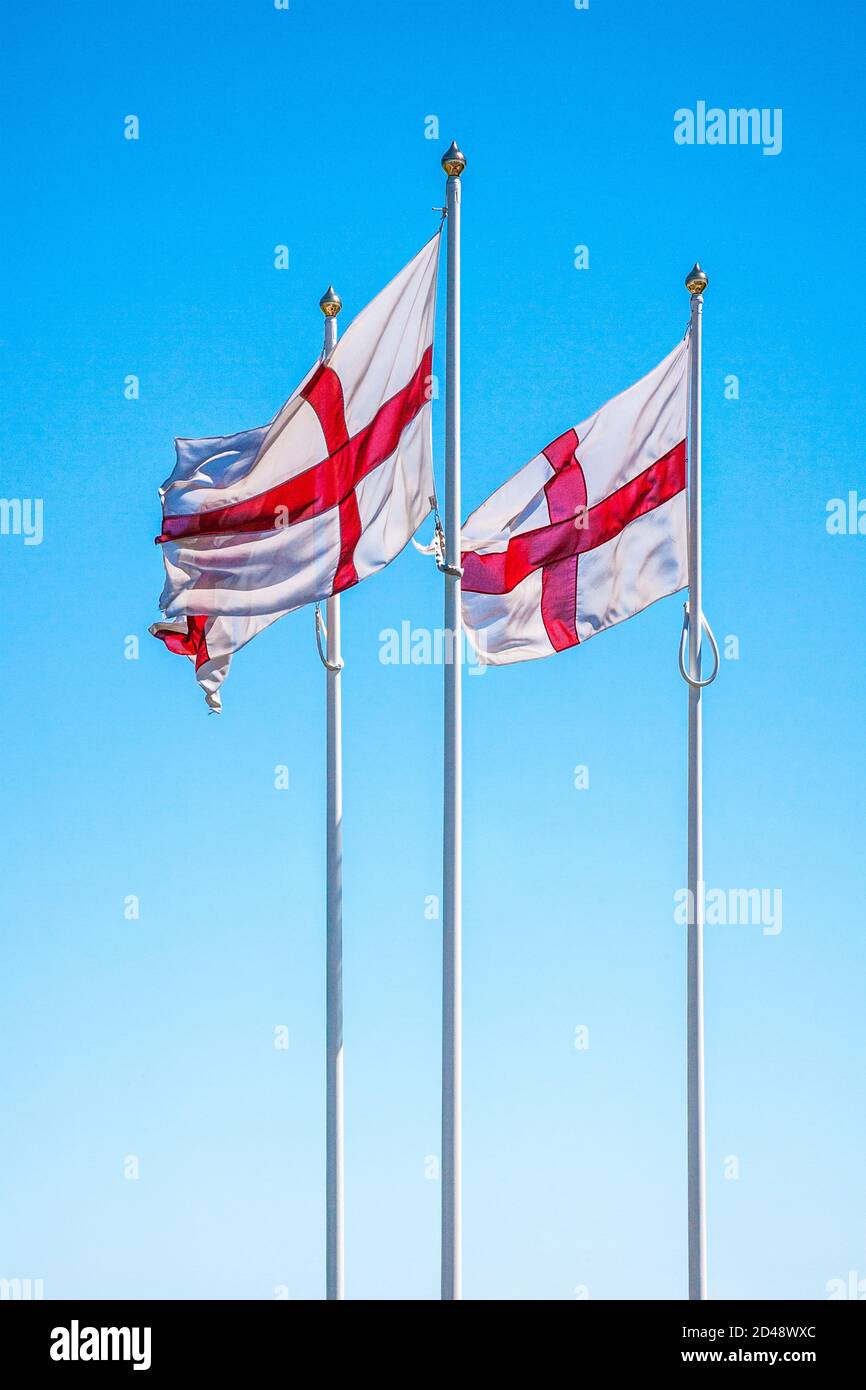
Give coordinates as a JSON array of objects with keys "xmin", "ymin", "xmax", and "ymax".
[
  {"xmin": 460, "ymin": 338, "xmax": 690, "ymax": 665},
  {"xmin": 149, "ymin": 613, "xmax": 280, "ymax": 712},
  {"xmin": 152, "ymin": 232, "xmax": 440, "ymax": 707}
]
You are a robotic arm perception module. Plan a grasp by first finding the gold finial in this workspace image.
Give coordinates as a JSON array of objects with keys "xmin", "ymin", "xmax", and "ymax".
[
  {"xmin": 685, "ymin": 263, "xmax": 708, "ymax": 296},
  {"xmin": 441, "ymin": 141, "xmax": 466, "ymax": 177},
  {"xmin": 319, "ymin": 285, "xmax": 342, "ymax": 317}
]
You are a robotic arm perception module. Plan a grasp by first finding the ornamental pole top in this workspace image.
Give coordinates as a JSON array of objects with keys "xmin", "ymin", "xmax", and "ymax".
[
  {"xmin": 441, "ymin": 141, "xmax": 466, "ymax": 177},
  {"xmin": 685, "ymin": 263, "xmax": 708, "ymax": 296},
  {"xmin": 319, "ymin": 286, "xmax": 342, "ymax": 317}
]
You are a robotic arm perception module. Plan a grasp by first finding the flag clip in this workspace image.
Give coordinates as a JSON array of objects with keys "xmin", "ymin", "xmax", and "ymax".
[
  {"xmin": 412, "ymin": 498, "xmax": 462, "ymax": 576},
  {"xmin": 431, "ymin": 496, "xmax": 463, "ymax": 578}
]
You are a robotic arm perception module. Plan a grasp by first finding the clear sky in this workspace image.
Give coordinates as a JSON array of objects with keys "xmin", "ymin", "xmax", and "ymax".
[{"xmin": 2, "ymin": 0, "xmax": 865, "ymax": 1301}]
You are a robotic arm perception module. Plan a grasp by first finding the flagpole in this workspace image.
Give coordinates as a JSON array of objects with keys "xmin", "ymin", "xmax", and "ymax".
[
  {"xmin": 441, "ymin": 140, "xmax": 465, "ymax": 1302},
  {"xmin": 685, "ymin": 262, "xmax": 709, "ymax": 1300},
  {"xmin": 320, "ymin": 284, "xmax": 345, "ymax": 1302}
]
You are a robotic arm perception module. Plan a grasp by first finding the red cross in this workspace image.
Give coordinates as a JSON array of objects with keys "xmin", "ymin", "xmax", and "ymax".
[
  {"xmin": 462, "ymin": 432, "xmax": 687, "ymax": 652},
  {"xmin": 150, "ymin": 615, "xmax": 212, "ymax": 669},
  {"xmin": 539, "ymin": 429, "xmax": 586, "ymax": 650},
  {"xmin": 156, "ymin": 346, "xmax": 433, "ymax": 598},
  {"xmin": 300, "ymin": 360, "xmax": 360, "ymax": 591}
]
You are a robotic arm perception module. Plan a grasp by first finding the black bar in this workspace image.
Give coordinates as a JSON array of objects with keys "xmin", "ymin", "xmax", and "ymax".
[{"xmin": 2, "ymin": 1298, "xmax": 863, "ymax": 1374}]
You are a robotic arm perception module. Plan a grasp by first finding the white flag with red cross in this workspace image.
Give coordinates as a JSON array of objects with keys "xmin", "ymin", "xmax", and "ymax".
[
  {"xmin": 151, "ymin": 232, "xmax": 440, "ymax": 707},
  {"xmin": 460, "ymin": 337, "xmax": 689, "ymax": 664},
  {"xmin": 149, "ymin": 613, "xmax": 281, "ymax": 712}
]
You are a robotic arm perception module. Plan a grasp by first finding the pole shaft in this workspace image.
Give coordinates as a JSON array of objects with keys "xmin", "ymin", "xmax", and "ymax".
[
  {"xmin": 442, "ymin": 171, "xmax": 462, "ymax": 1301},
  {"xmin": 323, "ymin": 309, "xmax": 344, "ymax": 1301},
  {"xmin": 687, "ymin": 289, "xmax": 707, "ymax": 1300}
]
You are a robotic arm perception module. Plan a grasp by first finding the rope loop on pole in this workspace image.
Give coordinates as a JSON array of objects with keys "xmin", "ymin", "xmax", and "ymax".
[
  {"xmin": 315, "ymin": 602, "xmax": 344, "ymax": 672},
  {"xmin": 678, "ymin": 601, "xmax": 720, "ymax": 688}
]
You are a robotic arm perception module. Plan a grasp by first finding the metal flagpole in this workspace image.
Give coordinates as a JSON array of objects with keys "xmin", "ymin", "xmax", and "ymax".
[
  {"xmin": 441, "ymin": 140, "xmax": 465, "ymax": 1302},
  {"xmin": 319, "ymin": 284, "xmax": 345, "ymax": 1301},
  {"xmin": 685, "ymin": 261, "xmax": 708, "ymax": 1300}
]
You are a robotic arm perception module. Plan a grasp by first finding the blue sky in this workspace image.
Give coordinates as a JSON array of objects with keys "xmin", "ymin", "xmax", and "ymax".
[{"xmin": 2, "ymin": 0, "xmax": 865, "ymax": 1300}]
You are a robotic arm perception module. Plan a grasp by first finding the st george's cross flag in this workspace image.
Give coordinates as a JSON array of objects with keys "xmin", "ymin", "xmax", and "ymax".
[
  {"xmin": 151, "ymin": 232, "xmax": 441, "ymax": 708},
  {"xmin": 149, "ymin": 613, "xmax": 281, "ymax": 711},
  {"xmin": 460, "ymin": 337, "xmax": 689, "ymax": 664}
]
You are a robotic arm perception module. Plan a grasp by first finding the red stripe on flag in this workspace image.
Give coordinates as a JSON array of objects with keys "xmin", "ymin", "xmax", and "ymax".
[
  {"xmin": 541, "ymin": 555, "xmax": 580, "ymax": 651},
  {"xmin": 332, "ymin": 492, "xmax": 362, "ymax": 592},
  {"xmin": 461, "ymin": 440, "xmax": 686, "ymax": 596},
  {"xmin": 156, "ymin": 346, "xmax": 433, "ymax": 544},
  {"xmin": 300, "ymin": 364, "xmax": 350, "ymax": 456},
  {"xmin": 538, "ymin": 429, "xmax": 587, "ymax": 649},
  {"xmin": 151, "ymin": 616, "xmax": 211, "ymax": 670},
  {"xmin": 542, "ymin": 429, "xmax": 587, "ymax": 521}
]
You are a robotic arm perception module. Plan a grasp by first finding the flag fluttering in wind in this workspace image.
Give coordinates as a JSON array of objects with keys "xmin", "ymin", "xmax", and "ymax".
[
  {"xmin": 460, "ymin": 338, "xmax": 689, "ymax": 664},
  {"xmin": 151, "ymin": 232, "xmax": 441, "ymax": 707},
  {"xmin": 149, "ymin": 612, "xmax": 281, "ymax": 712},
  {"xmin": 147, "ymin": 118, "xmax": 715, "ymax": 1304}
]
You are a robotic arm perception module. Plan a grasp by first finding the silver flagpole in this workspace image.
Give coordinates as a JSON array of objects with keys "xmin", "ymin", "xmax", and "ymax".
[
  {"xmin": 441, "ymin": 140, "xmax": 465, "ymax": 1302},
  {"xmin": 685, "ymin": 262, "xmax": 708, "ymax": 1300},
  {"xmin": 319, "ymin": 284, "xmax": 345, "ymax": 1301}
]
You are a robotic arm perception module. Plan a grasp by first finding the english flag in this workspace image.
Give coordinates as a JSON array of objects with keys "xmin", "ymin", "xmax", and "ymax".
[
  {"xmin": 149, "ymin": 613, "xmax": 280, "ymax": 712},
  {"xmin": 461, "ymin": 337, "xmax": 689, "ymax": 664},
  {"xmin": 151, "ymin": 232, "xmax": 441, "ymax": 707}
]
